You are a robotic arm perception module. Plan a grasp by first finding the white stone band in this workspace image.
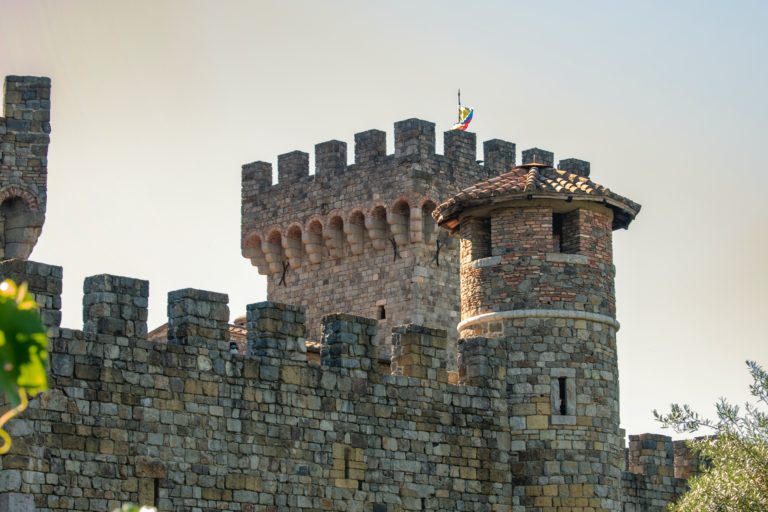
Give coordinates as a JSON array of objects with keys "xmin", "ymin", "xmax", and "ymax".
[{"xmin": 458, "ymin": 309, "xmax": 620, "ymax": 332}]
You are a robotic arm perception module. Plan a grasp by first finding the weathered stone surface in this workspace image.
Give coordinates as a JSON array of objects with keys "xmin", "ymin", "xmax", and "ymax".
[{"xmin": 0, "ymin": 76, "xmax": 50, "ymax": 261}]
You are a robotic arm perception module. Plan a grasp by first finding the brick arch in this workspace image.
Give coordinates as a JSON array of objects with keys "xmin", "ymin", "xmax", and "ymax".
[
  {"xmin": 263, "ymin": 228, "xmax": 284, "ymax": 274},
  {"xmin": 345, "ymin": 209, "xmax": 366, "ymax": 255},
  {"xmin": 304, "ymin": 216, "xmax": 324, "ymax": 233},
  {"xmin": 421, "ymin": 199, "xmax": 438, "ymax": 245},
  {"xmin": 284, "ymin": 223, "xmax": 304, "ymax": 269},
  {"xmin": 367, "ymin": 205, "xmax": 388, "ymax": 251},
  {"xmin": 325, "ymin": 212, "xmax": 345, "ymax": 259},
  {"xmin": 304, "ymin": 218, "xmax": 324, "ymax": 264},
  {"xmin": 0, "ymin": 186, "xmax": 39, "ymax": 211},
  {"xmin": 242, "ymin": 231, "xmax": 269, "ymax": 275},
  {"xmin": 389, "ymin": 199, "xmax": 411, "ymax": 246}
]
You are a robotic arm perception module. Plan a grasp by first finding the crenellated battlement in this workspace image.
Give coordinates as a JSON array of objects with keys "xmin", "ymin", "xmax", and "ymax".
[
  {"xmin": 0, "ymin": 74, "xmax": 689, "ymax": 511},
  {"xmin": 0, "ymin": 258, "xmax": 693, "ymax": 511},
  {"xmin": 241, "ymin": 117, "xmax": 593, "ymax": 361}
]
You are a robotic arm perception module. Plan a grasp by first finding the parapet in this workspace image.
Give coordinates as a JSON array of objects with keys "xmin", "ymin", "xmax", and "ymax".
[
  {"xmin": 168, "ymin": 288, "xmax": 229, "ymax": 344},
  {"xmin": 278, "ymin": 150, "xmax": 309, "ymax": 183},
  {"xmin": 394, "ymin": 118, "xmax": 435, "ymax": 159},
  {"xmin": 247, "ymin": 301, "xmax": 306, "ymax": 382},
  {"xmin": 2, "ymin": 76, "xmax": 51, "ymax": 136},
  {"xmin": 521, "ymin": 147, "xmax": 554, "ymax": 166},
  {"xmin": 390, "ymin": 324, "xmax": 448, "ymax": 383},
  {"xmin": 627, "ymin": 433, "xmax": 674, "ymax": 480},
  {"xmin": 315, "ymin": 140, "xmax": 347, "ymax": 175},
  {"xmin": 626, "ymin": 432, "xmax": 708, "ymax": 483},
  {"xmin": 484, "ymin": 139, "xmax": 516, "ymax": 173},
  {"xmin": 83, "ymin": 274, "xmax": 149, "ymax": 339},
  {"xmin": 0, "ymin": 258, "xmax": 61, "ymax": 330},
  {"xmin": 354, "ymin": 129, "xmax": 386, "ymax": 164},
  {"xmin": 558, "ymin": 158, "xmax": 590, "ymax": 178},
  {"xmin": 321, "ymin": 313, "xmax": 377, "ymax": 378},
  {"xmin": 673, "ymin": 438, "xmax": 705, "ymax": 479},
  {"xmin": 456, "ymin": 336, "xmax": 505, "ymax": 389}
]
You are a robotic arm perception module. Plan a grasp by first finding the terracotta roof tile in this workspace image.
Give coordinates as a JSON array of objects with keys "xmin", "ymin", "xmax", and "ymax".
[{"xmin": 434, "ymin": 165, "xmax": 641, "ymax": 230}]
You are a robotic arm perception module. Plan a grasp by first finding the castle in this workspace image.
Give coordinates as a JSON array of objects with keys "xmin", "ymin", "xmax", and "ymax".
[{"xmin": 0, "ymin": 76, "xmax": 698, "ymax": 511}]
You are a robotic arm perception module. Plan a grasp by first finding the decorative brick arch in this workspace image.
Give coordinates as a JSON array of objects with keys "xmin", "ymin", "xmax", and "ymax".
[{"xmin": 0, "ymin": 185, "xmax": 39, "ymax": 211}]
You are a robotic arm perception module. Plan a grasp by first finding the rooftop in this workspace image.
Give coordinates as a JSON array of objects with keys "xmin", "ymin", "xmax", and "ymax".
[{"xmin": 434, "ymin": 164, "xmax": 641, "ymax": 230}]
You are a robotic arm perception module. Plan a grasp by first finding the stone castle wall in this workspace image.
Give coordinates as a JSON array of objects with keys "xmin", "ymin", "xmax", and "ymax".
[
  {"xmin": 241, "ymin": 122, "xmax": 517, "ymax": 360},
  {"xmin": 0, "ymin": 260, "xmax": 698, "ymax": 511},
  {"xmin": 0, "ymin": 76, "xmax": 50, "ymax": 260}
]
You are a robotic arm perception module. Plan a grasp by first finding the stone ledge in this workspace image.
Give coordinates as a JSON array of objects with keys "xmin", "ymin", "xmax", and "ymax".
[
  {"xmin": 545, "ymin": 252, "xmax": 589, "ymax": 265},
  {"xmin": 466, "ymin": 255, "xmax": 501, "ymax": 269}
]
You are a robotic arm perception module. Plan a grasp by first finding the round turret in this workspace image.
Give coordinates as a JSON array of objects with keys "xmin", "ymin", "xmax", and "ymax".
[{"xmin": 435, "ymin": 158, "xmax": 640, "ymax": 511}]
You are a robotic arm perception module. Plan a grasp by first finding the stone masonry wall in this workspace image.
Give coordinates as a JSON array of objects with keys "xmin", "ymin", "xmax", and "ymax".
[
  {"xmin": 0, "ymin": 260, "xmax": 696, "ymax": 511},
  {"xmin": 0, "ymin": 76, "xmax": 50, "ymax": 260},
  {"xmin": 0, "ymin": 261, "xmax": 516, "ymax": 511},
  {"xmin": 241, "ymin": 123, "xmax": 517, "ymax": 363},
  {"xmin": 459, "ymin": 203, "xmax": 615, "ymax": 320}
]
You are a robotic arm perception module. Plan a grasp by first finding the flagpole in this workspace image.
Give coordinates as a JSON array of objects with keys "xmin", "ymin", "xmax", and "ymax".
[{"xmin": 458, "ymin": 89, "xmax": 461, "ymax": 123}]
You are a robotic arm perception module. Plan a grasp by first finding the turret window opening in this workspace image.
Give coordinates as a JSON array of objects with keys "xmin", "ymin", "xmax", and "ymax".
[
  {"xmin": 558, "ymin": 377, "xmax": 568, "ymax": 415},
  {"xmin": 552, "ymin": 211, "xmax": 579, "ymax": 255}
]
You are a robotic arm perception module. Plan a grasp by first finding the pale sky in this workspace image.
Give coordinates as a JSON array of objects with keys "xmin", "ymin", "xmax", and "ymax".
[{"xmin": 2, "ymin": 0, "xmax": 766, "ymax": 438}]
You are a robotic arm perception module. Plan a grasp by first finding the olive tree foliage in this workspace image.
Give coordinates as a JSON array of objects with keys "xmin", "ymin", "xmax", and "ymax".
[{"xmin": 654, "ymin": 360, "xmax": 768, "ymax": 512}]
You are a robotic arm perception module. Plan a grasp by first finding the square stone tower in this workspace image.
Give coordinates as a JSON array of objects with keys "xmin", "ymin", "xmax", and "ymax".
[
  {"xmin": 0, "ymin": 76, "xmax": 51, "ymax": 259},
  {"xmin": 241, "ymin": 120, "xmax": 516, "ymax": 360}
]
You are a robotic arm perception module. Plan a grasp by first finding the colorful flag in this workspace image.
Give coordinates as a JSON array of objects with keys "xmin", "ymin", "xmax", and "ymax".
[{"xmin": 451, "ymin": 106, "xmax": 474, "ymax": 131}]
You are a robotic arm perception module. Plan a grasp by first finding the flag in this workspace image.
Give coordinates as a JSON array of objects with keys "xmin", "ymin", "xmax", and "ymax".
[{"xmin": 451, "ymin": 106, "xmax": 474, "ymax": 131}]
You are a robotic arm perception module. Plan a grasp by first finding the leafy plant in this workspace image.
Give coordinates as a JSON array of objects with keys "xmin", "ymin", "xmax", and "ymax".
[
  {"xmin": 654, "ymin": 360, "xmax": 768, "ymax": 511},
  {"xmin": 112, "ymin": 505, "xmax": 158, "ymax": 512},
  {"xmin": 0, "ymin": 279, "xmax": 48, "ymax": 454}
]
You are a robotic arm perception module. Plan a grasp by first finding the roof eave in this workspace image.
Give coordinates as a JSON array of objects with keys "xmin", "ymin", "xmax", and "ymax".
[{"xmin": 435, "ymin": 192, "xmax": 641, "ymax": 231}]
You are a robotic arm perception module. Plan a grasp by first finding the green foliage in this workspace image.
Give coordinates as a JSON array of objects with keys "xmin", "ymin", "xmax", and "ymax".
[
  {"xmin": 112, "ymin": 505, "xmax": 157, "ymax": 512},
  {"xmin": 0, "ymin": 279, "xmax": 48, "ymax": 405},
  {"xmin": 654, "ymin": 360, "xmax": 768, "ymax": 511}
]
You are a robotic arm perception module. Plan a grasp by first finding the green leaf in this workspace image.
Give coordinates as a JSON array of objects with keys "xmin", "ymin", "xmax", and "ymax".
[{"xmin": 0, "ymin": 280, "xmax": 49, "ymax": 406}]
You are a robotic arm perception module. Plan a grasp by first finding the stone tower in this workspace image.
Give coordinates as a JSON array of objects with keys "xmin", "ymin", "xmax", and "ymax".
[
  {"xmin": 434, "ymin": 152, "xmax": 641, "ymax": 511},
  {"xmin": 0, "ymin": 76, "xmax": 51, "ymax": 260},
  {"xmin": 241, "ymin": 119, "xmax": 516, "ymax": 359}
]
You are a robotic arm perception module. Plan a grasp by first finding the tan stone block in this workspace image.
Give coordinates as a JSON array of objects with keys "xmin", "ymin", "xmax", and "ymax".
[
  {"xmin": 335, "ymin": 478, "xmax": 358, "ymax": 489},
  {"xmin": 226, "ymin": 474, "xmax": 244, "ymax": 489},
  {"xmin": 281, "ymin": 365, "xmax": 302, "ymax": 385},
  {"xmin": 527, "ymin": 415, "xmax": 548, "ymax": 429},
  {"xmin": 542, "ymin": 484, "xmax": 558, "ymax": 497}
]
